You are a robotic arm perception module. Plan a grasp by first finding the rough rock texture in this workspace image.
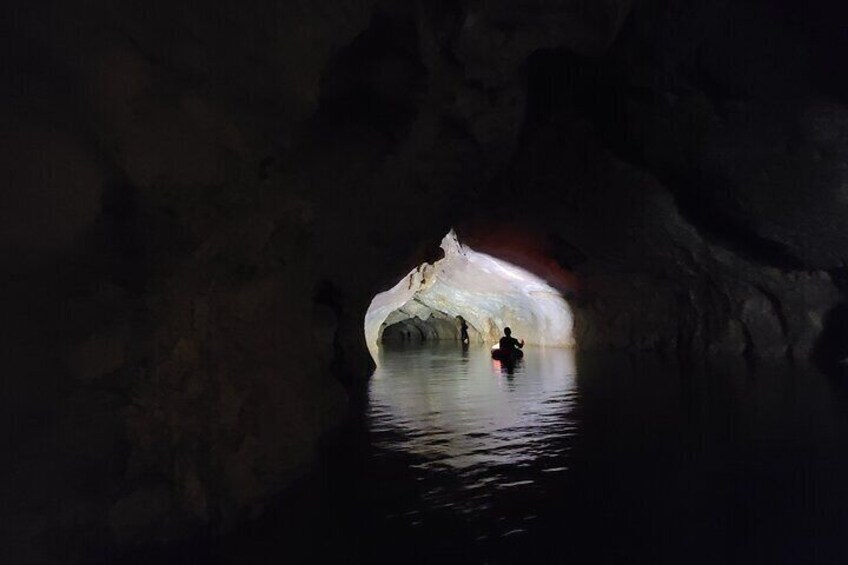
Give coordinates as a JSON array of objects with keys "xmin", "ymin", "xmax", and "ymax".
[
  {"xmin": 381, "ymin": 313, "xmax": 469, "ymax": 344},
  {"xmin": 2, "ymin": 0, "xmax": 848, "ymax": 560},
  {"xmin": 365, "ymin": 231, "xmax": 574, "ymax": 357}
]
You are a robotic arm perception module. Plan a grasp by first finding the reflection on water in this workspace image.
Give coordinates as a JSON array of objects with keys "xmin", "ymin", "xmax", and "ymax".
[
  {"xmin": 363, "ymin": 347, "xmax": 848, "ymax": 564},
  {"xmin": 371, "ymin": 343, "xmax": 577, "ymax": 470},
  {"xmin": 121, "ymin": 347, "xmax": 848, "ymax": 565},
  {"xmin": 367, "ymin": 343, "xmax": 577, "ymax": 540}
]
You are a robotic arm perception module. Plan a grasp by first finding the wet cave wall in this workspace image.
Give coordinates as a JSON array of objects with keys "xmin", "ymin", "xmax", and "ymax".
[{"xmin": 2, "ymin": 0, "xmax": 848, "ymax": 560}]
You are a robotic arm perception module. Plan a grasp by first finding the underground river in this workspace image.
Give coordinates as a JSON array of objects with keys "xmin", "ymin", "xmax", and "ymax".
[{"xmin": 119, "ymin": 344, "xmax": 848, "ymax": 564}]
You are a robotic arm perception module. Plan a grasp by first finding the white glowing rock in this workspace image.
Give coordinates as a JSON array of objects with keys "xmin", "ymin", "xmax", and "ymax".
[{"xmin": 364, "ymin": 231, "xmax": 574, "ymax": 359}]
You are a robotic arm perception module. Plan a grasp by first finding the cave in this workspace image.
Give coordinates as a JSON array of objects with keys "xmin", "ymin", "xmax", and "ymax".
[
  {"xmin": 365, "ymin": 230, "xmax": 574, "ymax": 357},
  {"xmin": 3, "ymin": 0, "xmax": 848, "ymax": 563},
  {"xmin": 379, "ymin": 315, "xmax": 468, "ymax": 345}
]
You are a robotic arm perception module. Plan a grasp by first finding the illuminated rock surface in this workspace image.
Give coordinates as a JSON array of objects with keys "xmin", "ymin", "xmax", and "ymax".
[{"xmin": 365, "ymin": 231, "xmax": 573, "ymax": 357}]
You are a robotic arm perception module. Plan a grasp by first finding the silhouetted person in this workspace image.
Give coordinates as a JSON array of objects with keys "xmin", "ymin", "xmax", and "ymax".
[
  {"xmin": 459, "ymin": 318, "xmax": 469, "ymax": 345},
  {"xmin": 499, "ymin": 327, "xmax": 524, "ymax": 352}
]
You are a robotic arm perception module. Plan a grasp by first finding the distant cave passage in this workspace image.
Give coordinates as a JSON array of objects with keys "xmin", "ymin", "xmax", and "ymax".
[
  {"xmin": 364, "ymin": 230, "xmax": 574, "ymax": 360},
  {"xmin": 380, "ymin": 311, "xmax": 483, "ymax": 344}
]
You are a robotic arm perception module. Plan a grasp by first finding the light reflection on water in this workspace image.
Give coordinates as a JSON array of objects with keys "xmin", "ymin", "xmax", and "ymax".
[
  {"xmin": 121, "ymin": 347, "xmax": 848, "ymax": 564},
  {"xmin": 368, "ymin": 343, "xmax": 578, "ymax": 526}
]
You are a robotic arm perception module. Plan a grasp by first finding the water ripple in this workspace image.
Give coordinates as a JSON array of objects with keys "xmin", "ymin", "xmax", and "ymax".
[{"xmin": 367, "ymin": 344, "xmax": 579, "ymax": 528}]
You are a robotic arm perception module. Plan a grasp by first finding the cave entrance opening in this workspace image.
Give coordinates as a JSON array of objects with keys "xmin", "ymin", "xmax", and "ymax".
[{"xmin": 363, "ymin": 230, "xmax": 574, "ymax": 363}]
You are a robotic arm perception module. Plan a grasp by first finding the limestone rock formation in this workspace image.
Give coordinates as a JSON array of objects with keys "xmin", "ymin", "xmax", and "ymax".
[{"xmin": 365, "ymin": 231, "xmax": 574, "ymax": 357}]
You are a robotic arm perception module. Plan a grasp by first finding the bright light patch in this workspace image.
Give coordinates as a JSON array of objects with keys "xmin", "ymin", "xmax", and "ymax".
[{"xmin": 364, "ymin": 230, "xmax": 574, "ymax": 361}]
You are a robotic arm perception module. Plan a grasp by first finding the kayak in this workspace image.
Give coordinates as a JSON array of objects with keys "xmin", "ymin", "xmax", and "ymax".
[{"xmin": 491, "ymin": 347, "xmax": 524, "ymax": 361}]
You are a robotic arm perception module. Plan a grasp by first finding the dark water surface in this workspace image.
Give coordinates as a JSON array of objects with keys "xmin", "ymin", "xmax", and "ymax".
[
  {"xmin": 365, "ymin": 344, "xmax": 579, "ymax": 546},
  {"xmin": 120, "ymin": 344, "xmax": 848, "ymax": 564}
]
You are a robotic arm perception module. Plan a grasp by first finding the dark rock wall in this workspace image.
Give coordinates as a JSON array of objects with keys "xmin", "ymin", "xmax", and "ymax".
[
  {"xmin": 2, "ymin": 0, "xmax": 846, "ymax": 559},
  {"xmin": 381, "ymin": 316, "xmax": 463, "ymax": 344}
]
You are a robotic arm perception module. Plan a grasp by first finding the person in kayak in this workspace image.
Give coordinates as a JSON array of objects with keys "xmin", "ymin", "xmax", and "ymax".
[
  {"xmin": 499, "ymin": 327, "xmax": 524, "ymax": 352},
  {"xmin": 459, "ymin": 317, "xmax": 470, "ymax": 345}
]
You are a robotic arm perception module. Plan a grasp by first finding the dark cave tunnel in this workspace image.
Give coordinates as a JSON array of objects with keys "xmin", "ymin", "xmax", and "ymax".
[
  {"xmin": 380, "ymin": 317, "xmax": 463, "ymax": 344},
  {"xmin": 3, "ymin": 0, "xmax": 848, "ymax": 563}
]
